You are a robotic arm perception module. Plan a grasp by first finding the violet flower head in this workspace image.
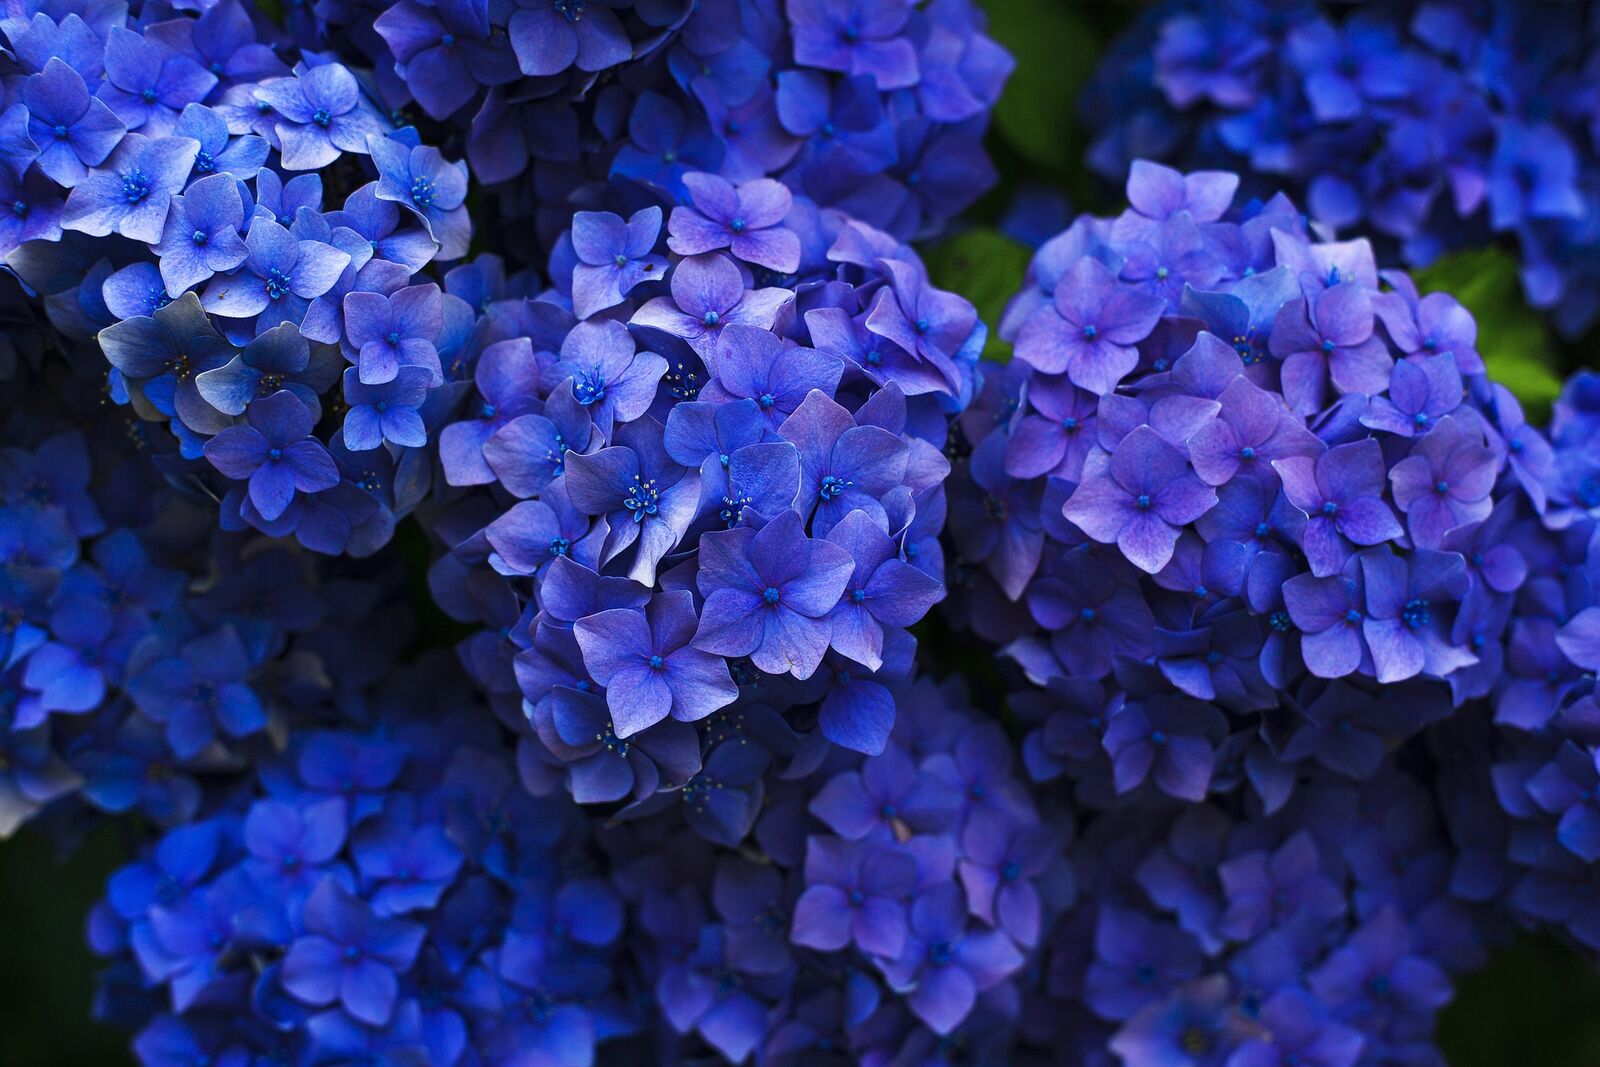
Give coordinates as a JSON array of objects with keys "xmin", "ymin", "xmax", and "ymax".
[
  {"xmin": 1014, "ymin": 257, "xmax": 1166, "ymax": 394},
  {"xmin": 787, "ymin": 0, "xmax": 919, "ymax": 91},
  {"xmin": 668, "ymin": 173, "xmax": 800, "ymax": 275},
  {"xmin": 878, "ymin": 883, "xmax": 1024, "ymax": 1035},
  {"xmin": 693, "ymin": 507, "xmax": 855, "ymax": 680},
  {"xmin": 508, "ymin": 0, "xmax": 631, "ymax": 78},
  {"xmin": 22, "ymin": 57, "xmax": 126, "ymax": 187},
  {"xmin": 563, "ymin": 417, "xmax": 699, "ymax": 586},
  {"xmin": 779, "ymin": 389, "xmax": 909, "ymax": 537},
  {"xmin": 570, "ymin": 205, "xmax": 664, "ymax": 319},
  {"xmin": 1387, "ymin": 415, "xmax": 1498, "ymax": 549},
  {"xmin": 368, "ymin": 135, "xmax": 470, "ymax": 260},
  {"xmin": 255, "ymin": 64, "xmax": 383, "ymax": 171},
  {"xmin": 1269, "ymin": 281, "xmax": 1392, "ymax": 416},
  {"xmin": 202, "ymin": 216, "xmax": 352, "ymax": 333},
  {"xmin": 1274, "ymin": 438, "xmax": 1403, "ymax": 577},
  {"xmin": 202, "ymin": 390, "xmax": 339, "ymax": 521},
  {"xmin": 630, "ymin": 253, "xmax": 794, "ymax": 358},
  {"xmin": 153, "ymin": 172, "xmax": 248, "ymax": 295},
  {"xmin": 790, "ymin": 834, "xmax": 917, "ymax": 959},
  {"xmin": 62, "ymin": 132, "xmax": 198, "ymax": 244},
  {"xmin": 552, "ymin": 319, "xmax": 667, "ymax": 438},
  {"xmin": 573, "ymin": 589, "xmax": 738, "ymax": 737},
  {"xmin": 280, "ymin": 879, "xmax": 426, "ymax": 1026},
  {"xmin": 1063, "ymin": 426, "xmax": 1218, "ymax": 574}
]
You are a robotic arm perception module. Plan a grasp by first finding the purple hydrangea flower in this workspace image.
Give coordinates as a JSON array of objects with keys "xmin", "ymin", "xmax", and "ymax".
[
  {"xmin": 1014, "ymin": 257, "xmax": 1166, "ymax": 394},
  {"xmin": 1063, "ymin": 426, "xmax": 1218, "ymax": 574},
  {"xmin": 573, "ymin": 589, "xmax": 739, "ymax": 736},
  {"xmin": 202, "ymin": 216, "xmax": 352, "ymax": 332},
  {"xmin": 790, "ymin": 834, "xmax": 917, "ymax": 958},
  {"xmin": 22, "ymin": 57, "xmax": 126, "ymax": 187},
  {"xmin": 631, "ymin": 253, "xmax": 794, "ymax": 358},
  {"xmin": 693, "ymin": 508, "xmax": 854, "ymax": 680},
  {"xmin": 569, "ymin": 205, "xmax": 664, "ymax": 319},
  {"xmin": 62, "ymin": 133, "xmax": 198, "ymax": 244},
  {"xmin": 668, "ymin": 173, "xmax": 800, "ymax": 274},
  {"xmin": 1274, "ymin": 438, "xmax": 1403, "ymax": 577},
  {"xmin": 202, "ymin": 391, "xmax": 340, "ymax": 521}
]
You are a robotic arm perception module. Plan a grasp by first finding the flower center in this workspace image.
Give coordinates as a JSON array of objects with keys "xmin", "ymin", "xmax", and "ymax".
[
  {"xmin": 122, "ymin": 169, "xmax": 151, "ymax": 203},
  {"xmin": 264, "ymin": 267, "xmax": 292, "ymax": 301},
  {"xmin": 624, "ymin": 475, "xmax": 659, "ymax": 522},
  {"xmin": 1403, "ymin": 598, "xmax": 1430, "ymax": 629},
  {"xmin": 1135, "ymin": 493, "xmax": 1152, "ymax": 510},
  {"xmin": 702, "ymin": 310, "xmax": 720, "ymax": 327},
  {"xmin": 649, "ymin": 654, "xmax": 664, "ymax": 670},
  {"xmin": 311, "ymin": 108, "xmax": 332, "ymax": 128},
  {"xmin": 762, "ymin": 586, "xmax": 781, "ymax": 605},
  {"xmin": 555, "ymin": 0, "xmax": 585, "ymax": 20},
  {"xmin": 729, "ymin": 216, "xmax": 746, "ymax": 233},
  {"xmin": 1081, "ymin": 324, "xmax": 1098, "ymax": 340},
  {"xmin": 818, "ymin": 475, "xmax": 850, "ymax": 501},
  {"xmin": 1320, "ymin": 501, "xmax": 1338, "ymax": 517},
  {"xmin": 575, "ymin": 372, "xmax": 607, "ymax": 406},
  {"xmin": 410, "ymin": 176, "xmax": 436, "ymax": 208}
]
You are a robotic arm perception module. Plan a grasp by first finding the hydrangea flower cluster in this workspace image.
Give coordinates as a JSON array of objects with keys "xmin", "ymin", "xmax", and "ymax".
[
  {"xmin": 0, "ymin": 332, "xmax": 468, "ymax": 979},
  {"xmin": 937, "ymin": 159, "xmax": 1600, "ymax": 1065},
  {"xmin": 4, "ymin": 0, "xmax": 1600, "ymax": 1062},
  {"xmin": 0, "ymin": 0, "xmax": 474, "ymax": 556},
  {"xmin": 87, "ymin": 669, "xmax": 1069, "ymax": 1064},
  {"xmin": 328, "ymin": 0, "xmax": 1012, "ymax": 240},
  {"xmin": 1083, "ymin": 0, "xmax": 1600, "ymax": 336},
  {"xmin": 428, "ymin": 176, "xmax": 982, "ymax": 813}
]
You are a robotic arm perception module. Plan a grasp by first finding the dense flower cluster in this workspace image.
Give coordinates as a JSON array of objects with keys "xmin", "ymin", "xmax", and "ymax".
[
  {"xmin": 329, "ymin": 0, "xmax": 1012, "ymax": 240},
  {"xmin": 0, "ymin": 0, "xmax": 476, "ymax": 555},
  {"xmin": 87, "ymin": 671, "xmax": 1070, "ymax": 1064},
  {"xmin": 1083, "ymin": 0, "xmax": 1600, "ymax": 336},
  {"xmin": 0, "ymin": 357, "xmax": 418, "ymax": 840},
  {"xmin": 938, "ymin": 159, "xmax": 1600, "ymax": 1065},
  {"xmin": 426, "ymin": 181, "xmax": 982, "ymax": 815},
  {"xmin": 3, "ymin": 0, "xmax": 1600, "ymax": 1062}
]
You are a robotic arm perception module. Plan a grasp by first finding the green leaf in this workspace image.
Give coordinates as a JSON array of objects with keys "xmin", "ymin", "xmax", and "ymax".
[
  {"xmin": 923, "ymin": 227, "xmax": 1032, "ymax": 363},
  {"xmin": 1411, "ymin": 247, "xmax": 1560, "ymax": 420},
  {"xmin": 983, "ymin": 0, "xmax": 1100, "ymax": 178}
]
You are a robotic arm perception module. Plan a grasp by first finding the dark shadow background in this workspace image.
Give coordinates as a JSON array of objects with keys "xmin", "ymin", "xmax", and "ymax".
[{"xmin": 3, "ymin": 0, "xmax": 1599, "ymax": 1063}]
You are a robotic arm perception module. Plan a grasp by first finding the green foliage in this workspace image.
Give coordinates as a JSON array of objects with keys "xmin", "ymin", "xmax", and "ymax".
[
  {"xmin": 923, "ymin": 227, "xmax": 1032, "ymax": 363},
  {"xmin": 1412, "ymin": 247, "xmax": 1564, "ymax": 420},
  {"xmin": 982, "ymin": 0, "xmax": 1102, "ymax": 202}
]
